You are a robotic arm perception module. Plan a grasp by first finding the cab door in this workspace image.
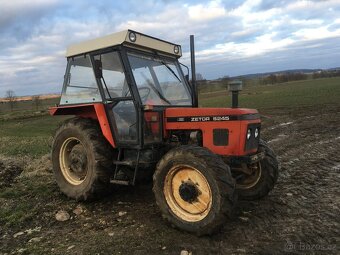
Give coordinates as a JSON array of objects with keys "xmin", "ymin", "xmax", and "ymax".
[{"xmin": 92, "ymin": 51, "xmax": 139, "ymax": 145}]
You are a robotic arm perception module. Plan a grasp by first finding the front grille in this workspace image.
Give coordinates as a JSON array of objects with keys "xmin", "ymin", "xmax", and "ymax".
[
  {"xmin": 213, "ymin": 129, "xmax": 229, "ymax": 146},
  {"xmin": 245, "ymin": 123, "xmax": 260, "ymax": 151}
]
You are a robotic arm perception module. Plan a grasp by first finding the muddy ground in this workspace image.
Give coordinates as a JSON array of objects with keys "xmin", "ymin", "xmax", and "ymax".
[{"xmin": 0, "ymin": 104, "xmax": 339, "ymax": 255}]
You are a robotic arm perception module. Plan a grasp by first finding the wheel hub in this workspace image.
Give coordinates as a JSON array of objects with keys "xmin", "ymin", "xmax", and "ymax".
[
  {"xmin": 179, "ymin": 182, "xmax": 198, "ymax": 203},
  {"xmin": 59, "ymin": 137, "xmax": 88, "ymax": 185},
  {"xmin": 163, "ymin": 165, "xmax": 212, "ymax": 222},
  {"xmin": 235, "ymin": 163, "xmax": 262, "ymax": 189}
]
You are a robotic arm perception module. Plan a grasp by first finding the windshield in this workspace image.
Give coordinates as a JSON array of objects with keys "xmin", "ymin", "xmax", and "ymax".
[{"xmin": 128, "ymin": 53, "xmax": 192, "ymax": 106}]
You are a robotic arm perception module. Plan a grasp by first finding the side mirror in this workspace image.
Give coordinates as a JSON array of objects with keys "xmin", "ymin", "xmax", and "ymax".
[
  {"xmin": 185, "ymin": 74, "xmax": 189, "ymax": 83},
  {"xmin": 94, "ymin": 59, "xmax": 103, "ymax": 79},
  {"xmin": 180, "ymin": 62, "xmax": 190, "ymax": 82}
]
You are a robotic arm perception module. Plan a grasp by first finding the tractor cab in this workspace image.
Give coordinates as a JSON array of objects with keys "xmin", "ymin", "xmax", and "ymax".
[{"xmin": 52, "ymin": 30, "xmax": 193, "ymax": 147}]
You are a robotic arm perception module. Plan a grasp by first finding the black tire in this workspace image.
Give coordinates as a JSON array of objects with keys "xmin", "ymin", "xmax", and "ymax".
[
  {"xmin": 153, "ymin": 145, "xmax": 236, "ymax": 236},
  {"xmin": 236, "ymin": 140, "xmax": 279, "ymax": 200},
  {"xmin": 52, "ymin": 117, "xmax": 114, "ymax": 201}
]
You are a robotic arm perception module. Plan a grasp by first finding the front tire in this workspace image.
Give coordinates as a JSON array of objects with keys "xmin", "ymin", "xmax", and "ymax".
[
  {"xmin": 153, "ymin": 145, "xmax": 236, "ymax": 236},
  {"xmin": 52, "ymin": 117, "xmax": 113, "ymax": 201},
  {"xmin": 236, "ymin": 140, "xmax": 279, "ymax": 200}
]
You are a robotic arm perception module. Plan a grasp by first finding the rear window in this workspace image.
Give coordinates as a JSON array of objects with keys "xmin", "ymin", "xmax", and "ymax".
[{"xmin": 60, "ymin": 55, "xmax": 102, "ymax": 105}]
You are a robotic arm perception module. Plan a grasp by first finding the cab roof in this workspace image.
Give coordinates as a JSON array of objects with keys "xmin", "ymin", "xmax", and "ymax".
[{"xmin": 66, "ymin": 30, "xmax": 182, "ymax": 58}]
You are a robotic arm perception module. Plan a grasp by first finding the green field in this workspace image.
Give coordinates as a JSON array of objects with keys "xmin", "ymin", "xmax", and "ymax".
[
  {"xmin": 0, "ymin": 115, "xmax": 68, "ymax": 157},
  {"xmin": 0, "ymin": 77, "xmax": 339, "ymax": 157},
  {"xmin": 0, "ymin": 97, "xmax": 60, "ymax": 118},
  {"xmin": 0, "ymin": 97, "xmax": 68, "ymax": 157},
  {"xmin": 199, "ymin": 77, "xmax": 340, "ymax": 109}
]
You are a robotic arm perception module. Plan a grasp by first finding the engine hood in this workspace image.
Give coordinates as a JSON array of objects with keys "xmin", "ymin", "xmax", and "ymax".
[{"xmin": 165, "ymin": 107, "xmax": 260, "ymax": 123}]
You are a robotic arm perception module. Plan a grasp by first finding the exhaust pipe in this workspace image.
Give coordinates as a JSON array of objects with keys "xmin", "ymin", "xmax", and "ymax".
[
  {"xmin": 190, "ymin": 35, "xmax": 198, "ymax": 107},
  {"xmin": 228, "ymin": 80, "xmax": 243, "ymax": 108}
]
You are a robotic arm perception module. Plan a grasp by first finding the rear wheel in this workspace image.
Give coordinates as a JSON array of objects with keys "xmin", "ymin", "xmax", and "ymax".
[
  {"xmin": 153, "ymin": 145, "xmax": 236, "ymax": 236},
  {"xmin": 52, "ymin": 117, "xmax": 113, "ymax": 201},
  {"xmin": 235, "ymin": 140, "xmax": 279, "ymax": 200}
]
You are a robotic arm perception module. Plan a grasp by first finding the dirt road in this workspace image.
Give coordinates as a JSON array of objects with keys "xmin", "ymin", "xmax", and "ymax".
[{"xmin": 0, "ymin": 104, "xmax": 339, "ymax": 254}]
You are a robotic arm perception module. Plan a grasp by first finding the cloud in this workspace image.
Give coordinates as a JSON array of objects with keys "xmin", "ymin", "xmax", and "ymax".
[
  {"xmin": 197, "ymin": 36, "xmax": 340, "ymax": 79},
  {"xmin": 193, "ymin": 32, "xmax": 295, "ymax": 63},
  {"xmin": 0, "ymin": 0, "xmax": 58, "ymax": 25},
  {"xmin": 0, "ymin": 0, "xmax": 340, "ymax": 96},
  {"xmin": 0, "ymin": 0, "xmax": 60, "ymax": 41},
  {"xmin": 188, "ymin": 0, "xmax": 226, "ymax": 21},
  {"xmin": 293, "ymin": 25, "xmax": 340, "ymax": 41}
]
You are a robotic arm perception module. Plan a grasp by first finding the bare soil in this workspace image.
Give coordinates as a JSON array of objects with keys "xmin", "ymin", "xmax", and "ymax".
[{"xmin": 0, "ymin": 104, "xmax": 339, "ymax": 255}]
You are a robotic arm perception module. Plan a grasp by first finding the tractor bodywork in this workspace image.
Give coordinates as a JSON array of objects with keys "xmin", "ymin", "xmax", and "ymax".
[{"xmin": 51, "ymin": 105, "xmax": 260, "ymax": 157}]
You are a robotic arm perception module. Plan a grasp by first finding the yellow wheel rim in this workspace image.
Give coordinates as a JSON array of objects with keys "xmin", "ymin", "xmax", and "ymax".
[
  {"xmin": 59, "ymin": 137, "xmax": 88, "ymax": 185},
  {"xmin": 164, "ymin": 165, "xmax": 212, "ymax": 222},
  {"xmin": 237, "ymin": 163, "xmax": 262, "ymax": 189}
]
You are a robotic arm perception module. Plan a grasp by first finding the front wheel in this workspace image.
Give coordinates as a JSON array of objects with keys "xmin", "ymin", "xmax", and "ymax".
[
  {"xmin": 153, "ymin": 145, "xmax": 236, "ymax": 236},
  {"xmin": 235, "ymin": 140, "xmax": 279, "ymax": 200}
]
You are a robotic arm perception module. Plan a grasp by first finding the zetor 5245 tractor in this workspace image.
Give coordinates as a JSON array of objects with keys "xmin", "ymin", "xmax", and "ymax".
[{"xmin": 50, "ymin": 30, "xmax": 279, "ymax": 235}]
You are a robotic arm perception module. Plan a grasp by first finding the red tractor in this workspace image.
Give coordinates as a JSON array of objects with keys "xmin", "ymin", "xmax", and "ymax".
[{"xmin": 50, "ymin": 30, "xmax": 279, "ymax": 235}]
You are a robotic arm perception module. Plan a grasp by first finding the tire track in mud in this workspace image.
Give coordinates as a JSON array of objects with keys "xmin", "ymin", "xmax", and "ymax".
[
  {"xmin": 257, "ymin": 109, "xmax": 339, "ymax": 253},
  {"xmin": 216, "ymin": 108, "xmax": 340, "ymax": 254}
]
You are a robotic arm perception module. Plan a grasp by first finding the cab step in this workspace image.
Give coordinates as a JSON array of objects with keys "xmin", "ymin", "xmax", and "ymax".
[
  {"xmin": 110, "ymin": 179, "xmax": 130, "ymax": 185},
  {"xmin": 112, "ymin": 160, "xmax": 134, "ymax": 167}
]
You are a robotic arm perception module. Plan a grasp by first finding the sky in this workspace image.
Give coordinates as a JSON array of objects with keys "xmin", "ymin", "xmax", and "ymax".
[{"xmin": 0, "ymin": 0, "xmax": 340, "ymax": 96}]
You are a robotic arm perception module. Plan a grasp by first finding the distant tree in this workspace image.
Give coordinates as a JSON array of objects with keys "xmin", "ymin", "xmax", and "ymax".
[
  {"xmin": 5, "ymin": 90, "xmax": 16, "ymax": 111},
  {"xmin": 268, "ymin": 74, "xmax": 277, "ymax": 84},
  {"xmin": 312, "ymin": 69, "xmax": 340, "ymax": 79},
  {"xmin": 32, "ymin": 95, "xmax": 42, "ymax": 110},
  {"xmin": 196, "ymin": 73, "xmax": 205, "ymax": 81},
  {"xmin": 313, "ymin": 72, "xmax": 320, "ymax": 79}
]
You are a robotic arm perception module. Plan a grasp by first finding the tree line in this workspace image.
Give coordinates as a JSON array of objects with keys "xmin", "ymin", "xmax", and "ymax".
[
  {"xmin": 1, "ymin": 90, "xmax": 42, "ymax": 112},
  {"xmin": 312, "ymin": 70, "xmax": 340, "ymax": 79},
  {"xmin": 261, "ymin": 72, "xmax": 308, "ymax": 85},
  {"xmin": 250, "ymin": 69, "xmax": 340, "ymax": 85}
]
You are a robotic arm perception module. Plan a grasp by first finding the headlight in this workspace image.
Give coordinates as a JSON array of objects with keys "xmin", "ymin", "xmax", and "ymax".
[
  {"xmin": 254, "ymin": 128, "xmax": 259, "ymax": 138},
  {"xmin": 129, "ymin": 32, "xmax": 137, "ymax": 42},
  {"xmin": 174, "ymin": 45, "xmax": 180, "ymax": 54},
  {"xmin": 247, "ymin": 129, "xmax": 251, "ymax": 140}
]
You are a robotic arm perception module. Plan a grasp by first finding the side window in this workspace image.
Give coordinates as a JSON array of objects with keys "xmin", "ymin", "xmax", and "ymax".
[
  {"xmin": 60, "ymin": 55, "xmax": 101, "ymax": 104},
  {"xmin": 94, "ymin": 52, "xmax": 130, "ymax": 99}
]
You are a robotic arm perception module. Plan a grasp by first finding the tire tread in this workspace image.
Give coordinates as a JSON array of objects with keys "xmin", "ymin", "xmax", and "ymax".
[
  {"xmin": 52, "ymin": 117, "xmax": 113, "ymax": 201},
  {"xmin": 153, "ymin": 145, "xmax": 236, "ymax": 236}
]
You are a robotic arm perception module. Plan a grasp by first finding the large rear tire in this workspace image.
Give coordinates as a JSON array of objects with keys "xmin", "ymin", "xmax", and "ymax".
[
  {"xmin": 52, "ymin": 117, "xmax": 113, "ymax": 201},
  {"xmin": 236, "ymin": 140, "xmax": 279, "ymax": 200},
  {"xmin": 153, "ymin": 145, "xmax": 236, "ymax": 236}
]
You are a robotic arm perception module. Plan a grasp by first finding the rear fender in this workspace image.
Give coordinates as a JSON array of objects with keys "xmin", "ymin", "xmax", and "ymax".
[{"xmin": 49, "ymin": 103, "xmax": 115, "ymax": 147}]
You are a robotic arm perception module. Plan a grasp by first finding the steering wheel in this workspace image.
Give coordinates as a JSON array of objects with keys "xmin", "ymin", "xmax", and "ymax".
[{"xmin": 138, "ymin": 87, "xmax": 151, "ymax": 102}]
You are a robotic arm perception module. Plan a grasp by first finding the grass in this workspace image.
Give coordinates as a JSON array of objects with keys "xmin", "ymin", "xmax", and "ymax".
[
  {"xmin": 0, "ymin": 115, "xmax": 69, "ymax": 157},
  {"xmin": 0, "ymin": 97, "xmax": 59, "ymax": 116},
  {"xmin": 0, "ymin": 202, "xmax": 37, "ymax": 226},
  {"xmin": 0, "ymin": 176, "xmax": 58, "ymax": 227},
  {"xmin": 0, "ymin": 177, "xmax": 56, "ymax": 200},
  {"xmin": 0, "ymin": 96, "xmax": 70, "ymax": 157},
  {"xmin": 199, "ymin": 77, "xmax": 340, "ymax": 109}
]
